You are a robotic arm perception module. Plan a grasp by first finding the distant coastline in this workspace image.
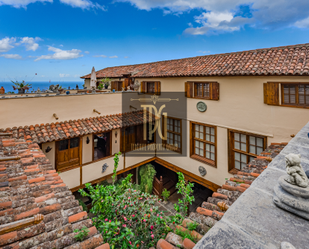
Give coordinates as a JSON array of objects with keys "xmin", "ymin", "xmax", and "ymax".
[{"xmin": 0, "ymin": 81, "xmax": 84, "ymax": 93}]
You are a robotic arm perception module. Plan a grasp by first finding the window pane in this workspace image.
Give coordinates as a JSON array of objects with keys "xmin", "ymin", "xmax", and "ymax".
[
  {"xmin": 235, "ymin": 152, "xmax": 240, "ymax": 160},
  {"xmin": 70, "ymin": 138, "xmax": 79, "ymax": 148},
  {"xmin": 211, "ymin": 145, "xmax": 215, "ymax": 153},
  {"xmin": 211, "ymin": 128, "xmax": 215, "ymax": 135},
  {"xmin": 249, "ymin": 145, "xmax": 256, "ymax": 154},
  {"xmin": 241, "ymin": 134, "xmax": 246, "ymax": 143},
  {"xmin": 256, "ymin": 138, "xmax": 263, "ymax": 147},
  {"xmin": 195, "ymin": 140, "xmax": 199, "ymax": 147},
  {"xmin": 205, "ymin": 151, "xmax": 210, "ymax": 158},
  {"xmin": 290, "ymin": 94, "xmax": 296, "ymax": 104},
  {"xmin": 290, "ymin": 86, "xmax": 295, "ymax": 94},
  {"xmin": 204, "ymin": 83, "xmax": 210, "ymax": 98},
  {"xmin": 195, "ymin": 125, "xmax": 199, "ymax": 132},
  {"xmin": 299, "ymin": 85, "xmax": 304, "ymax": 94},
  {"xmin": 306, "ymin": 96, "xmax": 309, "ymax": 104},
  {"xmin": 249, "ymin": 136, "xmax": 255, "ymax": 145},
  {"xmin": 211, "ymin": 135, "xmax": 215, "ymax": 143},
  {"xmin": 206, "ymin": 134, "xmax": 210, "ymax": 141},
  {"xmin": 195, "ymin": 131, "xmax": 199, "ymax": 138},
  {"xmin": 306, "ymin": 85, "xmax": 309, "ymax": 94},
  {"xmin": 257, "ymin": 147, "xmax": 263, "ymax": 155},
  {"xmin": 299, "ymin": 95, "xmax": 305, "ymax": 104},
  {"xmin": 195, "ymin": 148, "xmax": 199, "ymax": 155},
  {"xmin": 241, "ymin": 154, "xmax": 247, "ymax": 163},
  {"xmin": 234, "ymin": 133, "xmax": 239, "ymax": 141},
  {"xmin": 199, "ymin": 125, "xmax": 203, "ymax": 132},
  {"xmin": 241, "ymin": 143, "xmax": 246, "ymax": 151},
  {"xmin": 206, "ymin": 126, "xmax": 210, "ymax": 134},
  {"xmin": 199, "ymin": 131, "xmax": 203, "ymax": 139},
  {"xmin": 241, "ymin": 162, "xmax": 247, "ymax": 169},
  {"xmin": 210, "ymin": 153, "xmax": 215, "ymax": 160},
  {"xmin": 234, "ymin": 141, "xmax": 240, "ymax": 150},
  {"xmin": 59, "ymin": 139, "xmax": 68, "ymax": 151},
  {"xmin": 249, "ymin": 156, "xmax": 255, "ymax": 162},
  {"xmin": 235, "ymin": 161, "xmax": 240, "ymax": 170},
  {"xmin": 284, "ymin": 94, "xmax": 289, "ymax": 104},
  {"xmin": 206, "ymin": 143, "xmax": 210, "ymax": 151}
]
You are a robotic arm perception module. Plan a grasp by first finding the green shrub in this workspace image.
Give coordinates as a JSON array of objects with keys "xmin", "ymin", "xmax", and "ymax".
[
  {"xmin": 162, "ymin": 188, "xmax": 170, "ymax": 202},
  {"xmin": 78, "ymin": 199, "xmax": 88, "ymax": 212},
  {"xmin": 187, "ymin": 221, "xmax": 198, "ymax": 231},
  {"xmin": 138, "ymin": 164, "xmax": 156, "ymax": 194},
  {"xmin": 74, "ymin": 226, "xmax": 89, "ymax": 241},
  {"xmin": 175, "ymin": 228, "xmax": 197, "ymax": 243}
]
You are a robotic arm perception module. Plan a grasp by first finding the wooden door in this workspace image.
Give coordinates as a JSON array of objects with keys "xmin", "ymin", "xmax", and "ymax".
[{"xmin": 56, "ymin": 138, "xmax": 80, "ymax": 171}]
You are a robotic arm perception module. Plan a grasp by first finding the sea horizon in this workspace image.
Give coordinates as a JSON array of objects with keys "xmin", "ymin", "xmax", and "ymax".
[{"xmin": 0, "ymin": 81, "xmax": 85, "ymax": 93}]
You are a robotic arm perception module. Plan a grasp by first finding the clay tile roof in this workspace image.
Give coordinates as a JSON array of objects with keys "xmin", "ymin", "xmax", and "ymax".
[
  {"xmin": 81, "ymin": 43, "xmax": 309, "ymax": 79},
  {"xmin": 0, "ymin": 135, "xmax": 105, "ymax": 249},
  {"xmin": 0, "ymin": 111, "xmax": 151, "ymax": 144}
]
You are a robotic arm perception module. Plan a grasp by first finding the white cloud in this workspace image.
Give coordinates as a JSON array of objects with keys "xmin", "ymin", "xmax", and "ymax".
[
  {"xmin": 59, "ymin": 73, "xmax": 70, "ymax": 77},
  {"xmin": 20, "ymin": 37, "xmax": 42, "ymax": 51},
  {"xmin": 93, "ymin": 54, "xmax": 107, "ymax": 58},
  {"xmin": 59, "ymin": 0, "xmax": 105, "ymax": 10},
  {"xmin": 84, "ymin": 51, "xmax": 90, "ymax": 54},
  {"xmin": 0, "ymin": 0, "xmax": 52, "ymax": 8},
  {"xmin": 35, "ymin": 46, "xmax": 83, "ymax": 61},
  {"xmin": 124, "ymin": 56, "xmax": 129, "ymax": 58},
  {"xmin": 0, "ymin": 37, "xmax": 16, "ymax": 52},
  {"xmin": 0, "ymin": 54, "xmax": 22, "ymax": 59},
  {"xmin": 109, "ymin": 55, "xmax": 118, "ymax": 58},
  {"xmin": 294, "ymin": 17, "xmax": 309, "ymax": 28},
  {"xmin": 118, "ymin": 0, "xmax": 309, "ymax": 34}
]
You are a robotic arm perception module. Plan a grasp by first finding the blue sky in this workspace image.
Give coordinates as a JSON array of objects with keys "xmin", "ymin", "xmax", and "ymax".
[{"xmin": 1, "ymin": 0, "xmax": 309, "ymax": 82}]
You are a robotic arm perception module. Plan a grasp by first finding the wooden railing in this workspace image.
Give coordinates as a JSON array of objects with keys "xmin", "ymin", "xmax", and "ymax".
[{"xmin": 152, "ymin": 176, "xmax": 163, "ymax": 198}]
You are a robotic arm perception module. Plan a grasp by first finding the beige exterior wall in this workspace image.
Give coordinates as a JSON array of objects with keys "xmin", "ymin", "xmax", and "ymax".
[
  {"xmin": 41, "ymin": 141, "xmax": 55, "ymax": 168},
  {"xmin": 0, "ymin": 93, "xmax": 127, "ymax": 128},
  {"xmin": 59, "ymin": 167, "xmax": 80, "ymax": 189},
  {"xmin": 112, "ymin": 129, "xmax": 120, "ymax": 154},
  {"xmin": 82, "ymin": 134, "xmax": 93, "ymax": 164},
  {"xmin": 84, "ymin": 79, "xmax": 90, "ymax": 89}
]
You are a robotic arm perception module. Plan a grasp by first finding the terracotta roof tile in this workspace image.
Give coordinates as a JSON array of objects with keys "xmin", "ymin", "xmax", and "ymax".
[
  {"xmin": 81, "ymin": 43, "xmax": 309, "ymax": 79},
  {"xmin": 0, "ymin": 111, "xmax": 151, "ymax": 144},
  {"xmin": 0, "ymin": 135, "xmax": 105, "ymax": 248}
]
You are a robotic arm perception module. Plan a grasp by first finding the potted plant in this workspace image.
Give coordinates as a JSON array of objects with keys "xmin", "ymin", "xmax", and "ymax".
[
  {"xmin": 58, "ymin": 85, "xmax": 64, "ymax": 94},
  {"xmin": 11, "ymin": 80, "xmax": 32, "ymax": 94},
  {"xmin": 100, "ymin": 77, "xmax": 111, "ymax": 89},
  {"xmin": 97, "ymin": 83, "xmax": 104, "ymax": 90}
]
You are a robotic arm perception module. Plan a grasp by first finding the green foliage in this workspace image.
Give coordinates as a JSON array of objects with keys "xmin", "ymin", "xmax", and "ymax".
[
  {"xmin": 98, "ymin": 83, "xmax": 104, "ymax": 90},
  {"xmin": 100, "ymin": 77, "xmax": 111, "ymax": 87},
  {"xmin": 138, "ymin": 164, "xmax": 156, "ymax": 194},
  {"xmin": 174, "ymin": 172, "xmax": 195, "ymax": 217},
  {"xmin": 167, "ymin": 213, "xmax": 183, "ymax": 226},
  {"xmin": 112, "ymin": 152, "xmax": 121, "ymax": 184},
  {"xmin": 187, "ymin": 221, "xmax": 198, "ymax": 231},
  {"xmin": 78, "ymin": 199, "xmax": 88, "ymax": 212},
  {"xmin": 78, "ymin": 154, "xmax": 169, "ymax": 248},
  {"xmin": 175, "ymin": 228, "xmax": 197, "ymax": 243},
  {"xmin": 11, "ymin": 80, "xmax": 31, "ymax": 90},
  {"xmin": 74, "ymin": 226, "xmax": 89, "ymax": 241},
  {"xmin": 162, "ymin": 188, "xmax": 170, "ymax": 202}
]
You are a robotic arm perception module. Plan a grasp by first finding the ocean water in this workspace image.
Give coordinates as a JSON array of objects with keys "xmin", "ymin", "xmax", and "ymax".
[{"xmin": 0, "ymin": 81, "xmax": 84, "ymax": 93}]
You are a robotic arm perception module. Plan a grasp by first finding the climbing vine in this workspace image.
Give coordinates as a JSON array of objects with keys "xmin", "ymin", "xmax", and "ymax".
[{"xmin": 138, "ymin": 163, "xmax": 157, "ymax": 194}]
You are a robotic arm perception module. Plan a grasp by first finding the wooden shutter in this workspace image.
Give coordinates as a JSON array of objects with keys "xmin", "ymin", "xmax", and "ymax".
[
  {"xmin": 123, "ymin": 78, "xmax": 130, "ymax": 91},
  {"xmin": 264, "ymin": 82, "xmax": 279, "ymax": 105},
  {"xmin": 141, "ymin": 82, "xmax": 146, "ymax": 93},
  {"xmin": 210, "ymin": 82, "xmax": 219, "ymax": 100},
  {"xmin": 111, "ymin": 81, "xmax": 117, "ymax": 91},
  {"xmin": 155, "ymin": 82, "xmax": 161, "ymax": 95},
  {"xmin": 185, "ymin": 82, "xmax": 193, "ymax": 98}
]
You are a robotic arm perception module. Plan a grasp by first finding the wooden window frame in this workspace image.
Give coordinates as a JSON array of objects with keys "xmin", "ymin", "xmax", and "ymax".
[
  {"xmin": 185, "ymin": 81, "xmax": 219, "ymax": 100},
  {"xmin": 92, "ymin": 131, "xmax": 112, "ymax": 162},
  {"xmin": 141, "ymin": 81, "xmax": 161, "ymax": 95},
  {"xmin": 163, "ymin": 116, "xmax": 182, "ymax": 153},
  {"xmin": 228, "ymin": 129, "xmax": 267, "ymax": 174},
  {"xmin": 190, "ymin": 121, "xmax": 217, "ymax": 168},
  {"xmin": 281, "ymin": 82, "xmax": 309, "ymax": 108},
  {"xmin": 55, "ymin": 137, "xmax": 82, "ymax": 172}
]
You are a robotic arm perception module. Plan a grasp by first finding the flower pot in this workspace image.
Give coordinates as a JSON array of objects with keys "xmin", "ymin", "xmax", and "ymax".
[
  {"xmin": 104, "ymin": 85, "xmax": 108, "ymax": 89},
  {"xmin": 18, "ymin": 88, "xmax": 25, "ymax": 94}
]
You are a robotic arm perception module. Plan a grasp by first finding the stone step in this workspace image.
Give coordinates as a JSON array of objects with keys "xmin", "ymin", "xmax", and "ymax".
[
  {"xmin": 182, "ymin": 218, "xmax": 208, "ymax": 235},
  {"xmin": 201, "ymin": 201, "xmax": 221, "ymax": 211},
  {"xmin": 175, "ymin": 225, "xmax": 203, "ymax": 241},
  {"xmin": 188, "ymin": 212, "xmax": 216, "ymax": 228}
]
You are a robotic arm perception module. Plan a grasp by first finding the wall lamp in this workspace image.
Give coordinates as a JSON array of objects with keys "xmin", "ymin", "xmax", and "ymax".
[
  {"xmin": 93, "ymin": 109, "xmax": 101, "ymax": 115},
  {"xmin": 45, "ymin": 146, "xmax": 52, "ymax": 153},
  {"xmin": 115, "ymin": 131, "xmax": 118, "ymax": 138},
  {"xmin": 53, "ymin": 113, "xmax": 59, "ymax": 120},
  {"xmin": 86, "ymin": 137, "xmax": 90, "ymax": 144}
]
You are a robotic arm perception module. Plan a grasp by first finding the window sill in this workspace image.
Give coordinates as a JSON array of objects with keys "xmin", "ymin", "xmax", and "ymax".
[
  {"xmin": 228, "ymin": 168, "xmax": 239, "ymax": 175},
  {"xmin": 190, "ymin": 154, "xmax": 216, "ymax": 168},
  {"xmin": 280, "ymin": 104, "xmax": 309, "ymax": 109}
]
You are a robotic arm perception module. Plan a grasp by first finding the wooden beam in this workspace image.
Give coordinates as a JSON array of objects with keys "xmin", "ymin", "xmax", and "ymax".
[
  {"xmin": 0, "ymin": 214, "xmax": 44, "ymax": 235},
  {"xmin": 0, "ymin": 156, "xmax": 21, "ymax": 162},
  {"xmin": 154, "ymin": 157, "xmax": 220, "ymax": 192}
]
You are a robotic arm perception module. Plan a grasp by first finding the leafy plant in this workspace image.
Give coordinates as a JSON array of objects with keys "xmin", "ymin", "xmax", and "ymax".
[
  {"xmin": 187, "ymin": 221, "xmax": 198, "ymax": 231},
  {"xmin": 79, "ymin": 154, "xmax": 169, "ymax": 248},
  {"xmin": 167, "ymin": 214, "xmax": 183, "ymax": 226},
  {"xmin": 98, "ymin": 83, "xmax": 104, "ymax": 90},
  {"xmin": 138, "ymin": 164, "xmax": 156, "ymax": 194},
  {"xmin": 78, "ymin": 199, "xmax": 88, "ymax": 212},
  {"xmin": 100, "ymin": 77, "xmax": 111, "ymax": 88},
  {"xmin": 174, "ymin": 172, "xmax": 195, "ymax": 217},
  {"xmin": 112, "ymin": 152, "xmax": 121, "ymax": 184},
  {"xmin": 175, "ymin": 228, "xmax": 197, "ymax": 243},
  {"xmin": 11, "ymin": 80, "xmax": 32, "ymax": 90},
  {"xmin": 162, "ymin": 188, "xmax": 170, "ymax": 202},
  {"xmin": 74, "ymin": 226, "xmax": 89, "ymax": 241}
]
